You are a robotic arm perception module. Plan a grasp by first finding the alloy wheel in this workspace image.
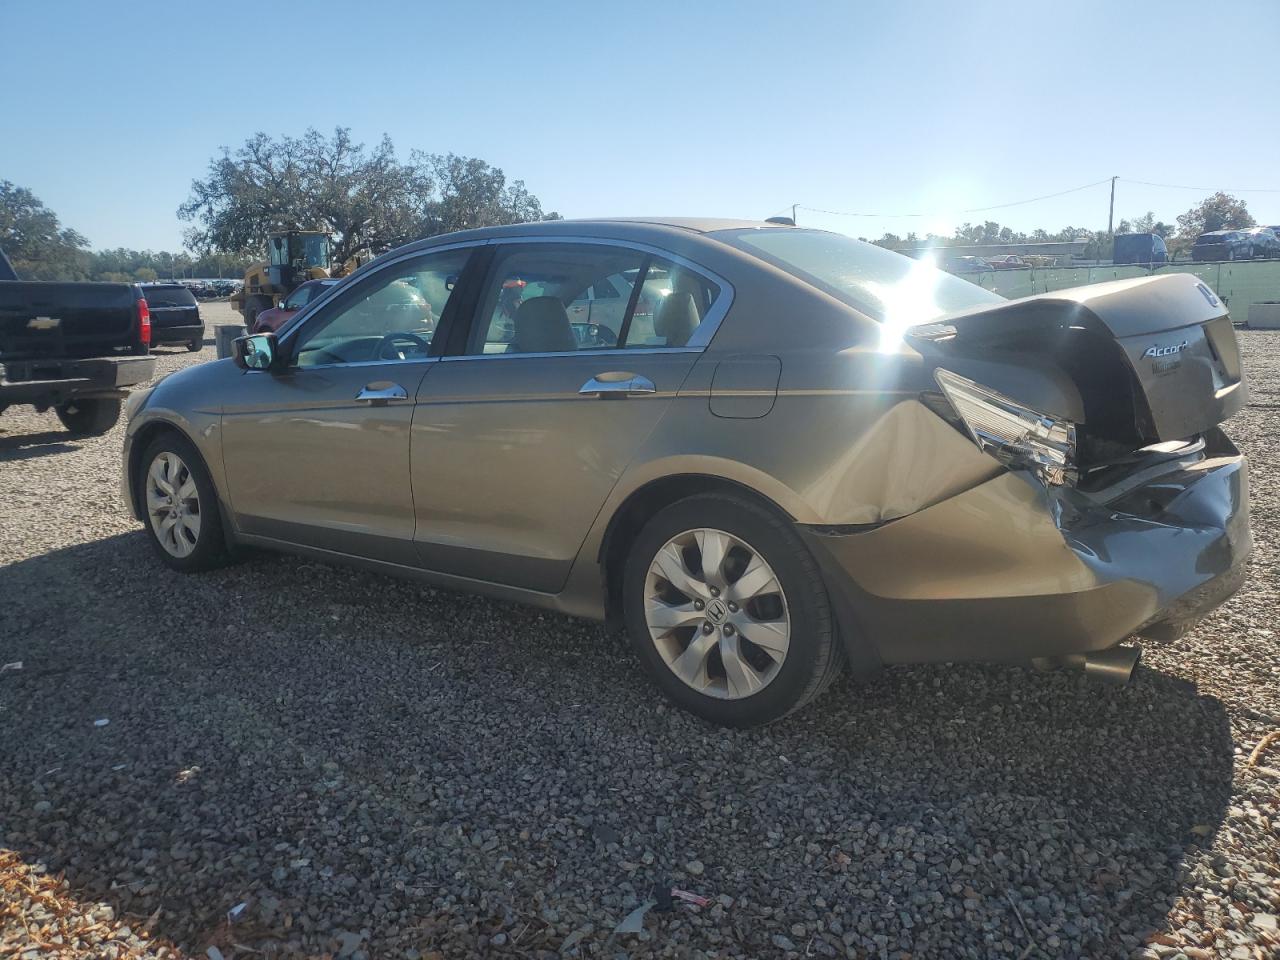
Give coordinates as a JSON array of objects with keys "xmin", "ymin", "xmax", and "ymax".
[
  {"xmin": 644, "ymin": 527, "xmax": 790, "ymax": 700},
  {"xmin": 145, "ymin": 451, "xmax": 202, "ymax": 558}
]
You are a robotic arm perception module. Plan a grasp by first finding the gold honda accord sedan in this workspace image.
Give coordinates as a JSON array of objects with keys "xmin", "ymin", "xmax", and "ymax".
[{"xmin": 121, "ymin": 219, "xmax": 1251, "ymax": 726}]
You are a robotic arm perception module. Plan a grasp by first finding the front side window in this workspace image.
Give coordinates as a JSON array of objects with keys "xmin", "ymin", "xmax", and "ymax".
[{"xmin": 293, "ymin": 248, "xmax": 469, "ymax": 367}]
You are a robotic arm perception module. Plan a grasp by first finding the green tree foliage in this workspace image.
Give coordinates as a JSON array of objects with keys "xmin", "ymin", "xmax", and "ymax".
[
  {"xmin": 179, "ymin": 127, "xmax": 559, "ymax": 264},
  {"xmin": 2, "ymin": 181, "xmax": 252, "ymax": 281},
  {"xmin": 1172, "ymin": 192, "xmax": 1254, "ymax": 253},
  {"xmin": 0, "ymin": 180, "xmax": 90, "ymax": 279}
]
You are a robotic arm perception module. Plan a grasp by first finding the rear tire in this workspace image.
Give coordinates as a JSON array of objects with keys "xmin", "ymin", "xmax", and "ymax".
[
  {"xmin": 622, "ymin": 493, "xmax": 842, "ymax": 726},
  {"xmin": 55, "ymin": 398, "xmax": 121, "ymax": 436},
  {"xmin": 187, "ymin": 336, "xmax": 203, "ymax": 352},
  {"xmin": 137, "ymin": 433, "xmax": 231, "ymax": 572}
]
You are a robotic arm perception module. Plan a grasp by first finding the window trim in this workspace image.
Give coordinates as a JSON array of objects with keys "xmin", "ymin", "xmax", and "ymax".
[
  {"xmin": 274, "ymin": 235, "xmax": 735, "ymax": 365},
  {"xmin": 448, "ymin": 236, "xmax": 734, "ymax": 360}
]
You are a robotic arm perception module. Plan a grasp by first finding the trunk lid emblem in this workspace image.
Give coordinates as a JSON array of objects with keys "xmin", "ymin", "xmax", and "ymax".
[{"xmin": 1142, "ymin": 340, "xmax": 1189, "ymax": 359}]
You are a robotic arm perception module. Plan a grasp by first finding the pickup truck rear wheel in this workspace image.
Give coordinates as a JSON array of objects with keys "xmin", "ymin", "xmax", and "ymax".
[
  {"xmin": 187, "ymin": 336, "xmax": 203, "ymax": 352},
  {"xmin": 138, "ymin": 434, "xmax": 230, "ymax": 571},
  {"xmin": 56, "ymin": 398, "xmax": 122, "ymax": 436}
]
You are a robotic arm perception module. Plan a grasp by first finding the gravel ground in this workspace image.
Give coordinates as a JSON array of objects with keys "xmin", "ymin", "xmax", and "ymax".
[{"xmin": 1, "ymin": 302, "xmax": 1277, "ymax": 959}]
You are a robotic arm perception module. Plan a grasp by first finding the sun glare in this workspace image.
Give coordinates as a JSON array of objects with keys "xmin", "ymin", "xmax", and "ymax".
[{"xmin": 866, "ymin": 255, "xmax": 947, "ymax": 352}]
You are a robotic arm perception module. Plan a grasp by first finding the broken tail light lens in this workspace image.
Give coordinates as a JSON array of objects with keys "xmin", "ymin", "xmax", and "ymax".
[{"xmin": 934, "ymin": 368, "xmax": 1077, "ymax": 485}]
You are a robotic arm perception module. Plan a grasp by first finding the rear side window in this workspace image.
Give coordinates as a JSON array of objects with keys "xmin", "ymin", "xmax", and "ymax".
[
  {"xmin": 467, "ymin": 244, "xmax": 646, "ymax": 354},
  {"xmin": 623, "ymin": 259, "xmax": 719, "ymax": 348},
  {"xmin": 141, "ymin": 286, "xmax": 197, "ymax": 307},
  {"xmin": 465, "ymin": 244, "xmax": 722, "ymax": 355}
]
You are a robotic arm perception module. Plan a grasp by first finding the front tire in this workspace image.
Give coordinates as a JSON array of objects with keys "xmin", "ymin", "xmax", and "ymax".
[
  {"xmin": 56, "ymin": 398, "xmax": 121, "ymax": 436},
  {"xmin": 137, "ymin": 434, "xmax": 230, "ymax": 572},
  {"xmin": 241, "ymin": 295, "xmax": 271, "ymax": 330},
  {"xmin": 187, "ymin": 336, "xmax": 203, "ymax": 352},
  {"xmin": 622, "ymin": 494, "xmax": 842, "ymax": 726}
]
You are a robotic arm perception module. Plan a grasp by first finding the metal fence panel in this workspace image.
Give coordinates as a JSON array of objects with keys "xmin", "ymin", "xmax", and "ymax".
[{"xmin": 971, "ymin": 261, "xmax": 1280, "ymax": 315}]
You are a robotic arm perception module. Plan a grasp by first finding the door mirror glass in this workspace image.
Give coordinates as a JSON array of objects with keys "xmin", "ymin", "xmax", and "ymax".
[{"xmin": 234, "ymin": 333, "xmax": 278, "ymax": 371}]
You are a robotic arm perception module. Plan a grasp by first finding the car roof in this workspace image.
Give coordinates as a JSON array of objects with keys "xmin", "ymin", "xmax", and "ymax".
[{"xmin": 395, "ymin": 217, "xmax": 784, "ymax": 250}]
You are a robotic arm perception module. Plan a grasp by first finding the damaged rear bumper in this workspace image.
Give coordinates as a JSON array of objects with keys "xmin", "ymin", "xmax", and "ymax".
[{"xmin": 802, "ymin": 429, "xmax": 1251, "ymax": 666}]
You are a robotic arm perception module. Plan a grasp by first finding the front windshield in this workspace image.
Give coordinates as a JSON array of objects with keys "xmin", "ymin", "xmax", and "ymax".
[{"xmin": 716, "ymin": 228, "xmax": 1004, "ymax": 345}]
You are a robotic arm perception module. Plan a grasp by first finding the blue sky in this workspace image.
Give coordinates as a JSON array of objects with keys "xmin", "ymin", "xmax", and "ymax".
[{"xmin": 2, "ymin": 0, "xmax": 1277, "ymax": 251}]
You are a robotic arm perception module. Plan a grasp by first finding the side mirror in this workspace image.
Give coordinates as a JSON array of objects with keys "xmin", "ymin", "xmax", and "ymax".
[{"xmin": 232, "ymin": 332, "xmax": 280, "ymax": 371}]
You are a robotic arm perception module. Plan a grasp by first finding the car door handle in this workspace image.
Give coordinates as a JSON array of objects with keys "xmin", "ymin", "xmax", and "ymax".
[
  {"xmin": 578, "ymin": 373, "xmax": 657, "ymax": 397},
  {"xmin": 355, "ymin": 382, "xmax": 409, "ymax": 405}
]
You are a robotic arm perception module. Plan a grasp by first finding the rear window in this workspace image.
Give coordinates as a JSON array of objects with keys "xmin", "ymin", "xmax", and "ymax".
[
  {"xmin": 716, "ymin": 228, "xmax": 1003, "ymax": 325},
  {"xmin": 141, "ymin": 285, "xmax": 197, "ymax": 307}
]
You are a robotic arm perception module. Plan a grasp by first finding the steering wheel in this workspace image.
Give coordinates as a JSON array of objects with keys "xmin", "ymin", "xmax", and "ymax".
[
  {"xmin": 583, "ymin": 324, "xmax": 618, "ymax": 348},
  {"xmin": 376, "ymin": 331, "xmax": 431, "ymax": 360}
]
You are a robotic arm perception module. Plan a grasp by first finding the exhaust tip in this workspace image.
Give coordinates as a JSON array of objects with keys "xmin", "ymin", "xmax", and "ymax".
[
  {"xmin": 1082, "ymin": 645, "xmax": 1141, "ymax": 684},
  {"xmin": 1030, "ymin": 645, "xmax": 1142, "ymax": 684}
]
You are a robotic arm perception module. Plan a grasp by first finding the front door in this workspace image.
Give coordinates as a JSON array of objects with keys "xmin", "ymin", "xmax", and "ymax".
[
  {"xmin": 220, "ymin": 246, "xmax": 475, "ymax": 565},
  {"xmin": 410, "ymin": 241, "xmax": 726, "ymax": 591}
]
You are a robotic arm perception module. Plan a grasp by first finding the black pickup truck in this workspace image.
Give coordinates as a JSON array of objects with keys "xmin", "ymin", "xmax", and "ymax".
[{"xmin": 0, "ymin": 248, "xmax": 156, "ymax": 435}]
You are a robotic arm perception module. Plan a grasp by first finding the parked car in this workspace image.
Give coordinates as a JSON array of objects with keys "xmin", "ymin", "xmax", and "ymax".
[
  {"xmin": 1113, "ymin": 233, "xmax": 1169, "ymax": 266},
  {"xmin": 986, "ymin": 255, "xmax": 1027, "ymax": 269},
  {"xmin": 139, "ymin": 283, "xmax": 203, "ymax": 351},
  {"xmin": 251, "ymin": 278, "xmax": 341, "ymax": 333},
  {"xmin": 121, "ymin": 219, "xmax": 1251, "ymax": 726},
  {"xmin": 1241, "ymin": 227, "xmax": 1280, "ymax": 259},
  {"xmin": 939, "ymin": 256, "xmax": 989, "ymax": 274},
  {"xmin": 1191, "ymin": 230, "xmax": 1260, "ymax": 261},
  {"xmin": 1, "ymin": 246, "xmax": 155, "ymax": 435}
]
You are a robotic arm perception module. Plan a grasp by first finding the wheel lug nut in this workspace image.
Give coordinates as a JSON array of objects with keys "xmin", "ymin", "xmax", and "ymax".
[
  {"xmin": 727, "ymin": 602, "xmax": 738, "ymax": 613},
  {"xmin": 723, "ymin": 623, "xmax": 735, "ymax": 636},
  {"xmin": 693, "ymin": 599, "xmax": 705, "ymax": 611},
  {"xmin": 710, "ymin": 586, "xmax": 720, "ymax": 598},
  {"xmin": 702, "ymin": 622, "xmax": 714, "ymax": 634}
]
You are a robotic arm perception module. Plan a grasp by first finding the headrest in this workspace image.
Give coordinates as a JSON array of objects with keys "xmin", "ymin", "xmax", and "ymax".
[
  {"xmin": 654, "ymin": 292, "xmax": 699, "ymax": 347},
  {"xmin": 511, "ymin": 296, "xmax": 576, "ymax": 353}
]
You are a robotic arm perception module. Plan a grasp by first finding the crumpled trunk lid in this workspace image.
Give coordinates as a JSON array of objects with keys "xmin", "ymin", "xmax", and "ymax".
[{"xmin": 914, "ymin": 272, "xmax": 1246, "ymax": 458}]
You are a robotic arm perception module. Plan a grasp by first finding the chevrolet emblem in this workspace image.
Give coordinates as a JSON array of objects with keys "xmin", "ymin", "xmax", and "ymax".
[{"xmin": 27, "ymin": 316, "xmax": 60, "ymax": 331}]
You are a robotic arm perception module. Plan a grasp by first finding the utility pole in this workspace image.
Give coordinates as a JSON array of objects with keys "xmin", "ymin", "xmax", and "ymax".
[
  {"xmin": 792, "ymin": 203, "xmax": 798, "ymax": 226},
  {"xmin": 1101, "ymin": 175, "xmax": 1117, "ymax": 266},
  {"xmin": 1107, "ymin": 175, "xmax": 1117, "ymax": 238}
]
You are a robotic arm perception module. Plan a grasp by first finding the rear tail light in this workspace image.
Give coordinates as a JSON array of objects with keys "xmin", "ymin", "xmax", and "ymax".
[
  {"xmin": 137, "ymin": 298, "xmax": 151, "ymax": 347},
  {"xmin": 934, "ymin": 368, "xmax": 1076, "ymax": 485}
]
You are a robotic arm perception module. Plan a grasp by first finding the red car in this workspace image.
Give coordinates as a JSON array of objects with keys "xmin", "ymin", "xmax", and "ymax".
[{"xmin": 251, "ymin": 279, "xmax": 340, "ymax": 333}]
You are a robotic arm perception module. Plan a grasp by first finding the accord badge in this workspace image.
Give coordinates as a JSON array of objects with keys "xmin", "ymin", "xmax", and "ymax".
[{"xmin": 1142, "ymin": 340, "xmax": 1189, "ymax": 359}]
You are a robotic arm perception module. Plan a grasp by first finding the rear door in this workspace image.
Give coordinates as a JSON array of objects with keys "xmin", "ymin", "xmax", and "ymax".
[{"xmin": 409, "ymin": 240, "xmax": 729, "ymax": 591}]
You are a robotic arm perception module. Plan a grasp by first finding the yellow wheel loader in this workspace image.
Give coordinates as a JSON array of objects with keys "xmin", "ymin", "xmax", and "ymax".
[{"xmin": 231, "ymin": 230, "xmax": 339, "ymax": 329}]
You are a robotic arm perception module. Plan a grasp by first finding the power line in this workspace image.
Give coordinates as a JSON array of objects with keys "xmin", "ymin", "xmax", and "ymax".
[
  {"xmin": 1119, "ymin": 178, "xmax": 1280, "ymax": 194},
  {"xmin": 793, "ymin": 178, "xmax": 1113, "ymax": 219}
]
